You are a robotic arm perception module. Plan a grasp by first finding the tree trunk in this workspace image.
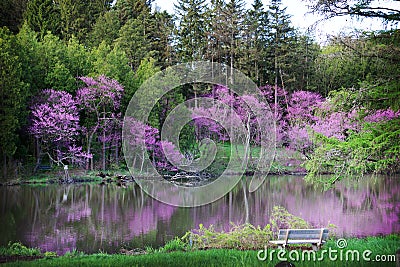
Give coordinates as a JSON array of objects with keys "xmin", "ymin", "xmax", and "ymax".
[
  {"xmin": 102, "ymin": 129, "xmax": 106, "ymax": 171},
  {"xmin": 241, "ymin": 179, "xmax": 250, "ymax": 224},
  {"xmin": 2, "ymin": 153, "xmax": 6, "ymax": 180},
  {"xmin": 274, "ymin": 45, "xmax": 279, "ymax": 142},
  {"xmin": 242, "ymin": 113, "xmax": 251, "ymax": 170},
  {"xmin": 115, "ymin": 136, "xmax": 119, "ymax": 167},
  {"xmin": 87, "ymin": 127, "xmax": 98, "ymax": 171},
  {"xmin": 102, "ymin": 106, "xmax": 106, "ymax": 171}
]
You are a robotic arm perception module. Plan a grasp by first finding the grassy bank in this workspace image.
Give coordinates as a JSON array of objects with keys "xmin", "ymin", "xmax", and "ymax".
[
  {"xmin": 1, "ymin": 235, "xmax": 398, "ymax": 266},
  {"xmin": 0, "ymin": 169, "xmax": 133, "ymax": 186}
]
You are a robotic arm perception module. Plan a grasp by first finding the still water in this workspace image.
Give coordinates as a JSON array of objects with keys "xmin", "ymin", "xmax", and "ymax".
[{"xmin": 0, "ymin": 175, "xmax": 398, "ymax": 255}]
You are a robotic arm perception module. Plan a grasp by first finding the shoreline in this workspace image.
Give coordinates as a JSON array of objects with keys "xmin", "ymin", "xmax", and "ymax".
[
  {"xmin": 0, "ymin": 170, "xmax": 312, "ymax": 187},
  {"xmin": 1, "ymin": 235, "xmax": 398, "ymax": 266}
]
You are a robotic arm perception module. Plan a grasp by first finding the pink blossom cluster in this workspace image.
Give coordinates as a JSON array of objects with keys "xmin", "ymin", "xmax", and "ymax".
[{"xmin": 364, "ymin": 108, "xmax": 400, "ymax": 123}]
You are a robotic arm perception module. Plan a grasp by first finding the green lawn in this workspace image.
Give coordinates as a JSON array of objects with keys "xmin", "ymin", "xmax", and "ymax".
[{"xmin": 2, "ymin": 235, "xmax": 398, "ymax": 267}]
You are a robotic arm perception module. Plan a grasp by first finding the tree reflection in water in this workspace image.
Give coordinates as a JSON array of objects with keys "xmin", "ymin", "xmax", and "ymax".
[{"xmin": 0, "ymin": 175, "xmax": 398, "ymax": 254}]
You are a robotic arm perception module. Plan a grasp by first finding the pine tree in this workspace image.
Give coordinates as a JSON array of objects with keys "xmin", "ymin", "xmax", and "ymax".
[
  {"xmin": 150, "ymin": 10, "xmax": 175, "ymax": 68},
  {"xmin": 0, "ymin": 28, "xmax": 29, "ymax": 179},
  {"xmin": 114, "ymin": 17, "xmax": 153, "ymax": 71},
  {"xmin": 266, "ymin": 0, "xmax": 296, "ymax": 91},
  {"xmin": 242, "ymin": 0, "xmax": 269, "ymax": 85},
  {"xmin": 286, "ymin": 35, "xmax": 320, "ymax": 91},
  {"xmin": 205, "ymin": 0, "xmax": 226, "ymax": 66},
  {"xmin": 88, "ymin": 10, "xmax": 121, "ymax": 48},
  {"xmin": 24, "ymin": 0, "xmax": 61, "ymax": 39},
  {"xmin": 223, "ymin": 0, "xmax": 245, "ymax": 83},
  {"xmin": 174, "ymin": 0, "xmax": 208, "ymax": 62},
  {"xmin": 57, "ymin": 0, "xmax": 111, "ymax": 41},
  {"xmin": 115, "ymin": 0, "xmax": 153, "ymax": 25}
]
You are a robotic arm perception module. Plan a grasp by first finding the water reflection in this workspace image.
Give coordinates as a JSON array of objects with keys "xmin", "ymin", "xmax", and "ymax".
[{"xmin": 0, "ymin": 175, "xmax": 398, "ymax": 254}]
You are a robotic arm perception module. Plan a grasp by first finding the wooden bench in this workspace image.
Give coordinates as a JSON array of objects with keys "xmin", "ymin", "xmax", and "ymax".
[{"xmin": 269, "ymin": 228, "xmax": 329, "ymax": 251}]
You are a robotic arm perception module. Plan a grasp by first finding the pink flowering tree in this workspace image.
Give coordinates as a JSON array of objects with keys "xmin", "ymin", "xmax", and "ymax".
[
  {"xmin": 76, "ymin": 75, "xmax": 124, "ymax": 170},
  {"xmin": 192, "ymin": 85, "xmax": 274, "ymax": 170},
  {"xmin": 285, "ymin": 91, "xmax": 324, "ymax": 157},
  {"xmin": 259, "ymin": 84, "xmax": 289, "ymax": 145},
  {"xmin": 29, "ymin": 89, "xmax": 90, "ymax": 168},
  {"xmin": 364, "ymin": 108, "xmax": 400, "ymax": 123},
  {"xmin": 124, "ymin": 117, "xmax": 183, "ymax": 173}
]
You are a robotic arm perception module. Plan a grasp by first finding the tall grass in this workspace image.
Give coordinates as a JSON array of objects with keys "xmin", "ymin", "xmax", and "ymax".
[{"xmin": 2, "ymin": 235, "xmax": 398, "ymax": 267}]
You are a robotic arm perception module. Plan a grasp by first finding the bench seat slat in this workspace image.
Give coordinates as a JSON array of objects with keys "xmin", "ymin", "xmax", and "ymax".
[
  {"xmin": 278, "ymin": 233, "xmax": 329, "ymax": 240},
  {"xmin": 270, "ymin": 239, "xmax": 326, "ymax": 245},
  {"xmin": 270, "ymin": 228, "xmax": 329, "ymax": 249},
  {"xmin": 277, "ymin": 229, "xmax": 328, "ymax": 239}
]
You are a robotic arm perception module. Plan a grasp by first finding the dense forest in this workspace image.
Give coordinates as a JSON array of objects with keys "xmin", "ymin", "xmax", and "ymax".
[{"xmin": 0, "ymin": 0, "xmax": 399, "ymax": 186}]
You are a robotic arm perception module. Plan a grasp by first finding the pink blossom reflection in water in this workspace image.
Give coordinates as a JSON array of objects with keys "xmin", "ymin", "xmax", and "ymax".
[{"xmin": 0, "ymin": 175, "xmax": 398, "ymax": 255}]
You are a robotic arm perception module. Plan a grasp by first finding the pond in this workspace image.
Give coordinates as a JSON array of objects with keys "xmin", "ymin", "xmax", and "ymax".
[{"xmin": 0, "ymin": 175, "xmax": 398, "ymax": 255}]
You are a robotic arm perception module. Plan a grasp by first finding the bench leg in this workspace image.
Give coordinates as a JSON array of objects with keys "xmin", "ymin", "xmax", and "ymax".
[
  {"xmin": 312, "ymin": 244, "xmax": 318, "ymax": 251},
  {"xmin": 278, "ymin": 244, "xmax": 286, "ymax": 250}
]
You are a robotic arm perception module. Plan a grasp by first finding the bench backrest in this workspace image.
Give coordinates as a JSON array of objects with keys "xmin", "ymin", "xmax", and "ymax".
[{"xmin": 278, "ymin": 229, "xmax": 329, "ymax": 241}]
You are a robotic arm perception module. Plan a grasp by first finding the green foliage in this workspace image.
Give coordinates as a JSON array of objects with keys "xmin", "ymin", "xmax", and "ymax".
[
  {"xmin": 44, "ymin": 61, "xmax": 76, "ymax": 92},
  {"xmin": 269, "ymin": 206, "xmax": 310, "ymax": 233},
  {"xmin": 88, "ymin": 10, "xmax": 120, "ymax": 48},
  {"xmin": 24, "ymin": 0, "xmax": 61, "ymax": 39},
  {"xmin": 1, "ymin": 0, "xmax": 399, "ymax": 180},
  {"xmin": 43, "ymin": 251, "xmax": 57, "ymax": 258},
  {"xmin": 0, "ymin": 0, "xmax": 27, "ymax": 33},
  {"xmin": 114, "ymin": 17, "xmax": 153, "ymax": 71},
  {"xmin": 0, "ymin": 242, "xmax": 41, "ymax": 256},
  {"xmin": 305, "ymin": 118, "xmax": 400, "ymax": 189},
  {"xmin": 115, "ymin": 0, "xmax": 151, "ymax": 25},
  {"xmin": 314, "ymin": 30, "xmax": 400, "ymax": 97},
  {"xmin": 174, "ymin": 0, "xmax": 208, "ymax": 62},
  {"xmin": 39, "ymin": 32, "xmax": 85, "ymax": 93},
  {"xmin": 64, "ymin": 248, "xmax": 85, "ymax": 257},
  {"xmin": 91, "ymin": 41, "xmax": 135, "ymax": 111},
  {"xmin": 0, "ymin": 27, "xmax": 29, "ymax": 178},
  {"xmin": 57, "ymin": 0, "xmax": 110, "ymax": 42},
  {"xmin": 16, "ymin": 24, "xmax": 46, "ymax": 94},
  {"xmin": 158, "ymin": 237, "xmax": 188, "ymax": 253},
  {"xmin": 182, "ymin": 223, "xmax": 273, "ymax": 250},
  {"xmin": 2, "ymin": 236, "xmax": 399, "ymax": 266}
]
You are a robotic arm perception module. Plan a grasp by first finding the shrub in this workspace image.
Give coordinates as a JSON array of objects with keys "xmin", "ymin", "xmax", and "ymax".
[
  {"xmin": 0, "ymin": 242, "xmax": 41, "ymax": 256},
  {"xmin": 269, "ymin": 206, "xmax": 310, "ymax": 234},
  {"xmin": 182, "ymin": 223, "xmax": 273, "ymax": 250},
  {"xmin": 158, "ymin": 237, "xmax": 188, "ymax": 253}
]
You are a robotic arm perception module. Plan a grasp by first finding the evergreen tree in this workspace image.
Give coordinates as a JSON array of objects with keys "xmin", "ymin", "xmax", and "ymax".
[
  {"xmin": 265, "ymin": 0, "xmax": 296, "ymax": 91},
  {"xmin": 114, "ymin": 17, "xmax": 153, "ymax": 71},
  {"xmin": 88, "ymin": 10, "xmax": 121, "ymax": 48},
  {"xmin": 222, "ymin": 0, "xmax": 246, "ymax": 83},
  {"xmin": 242, "ymin": 0, "xmax": 269, "ymax": 85},
  {"xmin": 24, "ymin": 0, "xmax": 61, "ymax": 39},
  {"xmin": 16, "ymin": 24, "xmax": 47, "ymax": 94},
  {"xmin": 115, "ymin": 0, "xmax": 153, "ymax": 25},
  {"xmin": 150, "ymin": 10, "xmax": 175, "ymax": 68},
  {"xmin": 286, "ymin": 35, "xmax": 320, "ymax": 91},
  {"xmin": 0, "ymin": 28, "xmax": 29, "ymax": 179},
  {"xmin": 206, "ymin": 0, "xmax": 226, "ymax": 66},
  {"xmin": 0, "ymin": 0, "xmax": 27, "ymax": 33},
  {"xmin": 174, "ymin": 0, "xmax": 208, "ymax": 62},
  {"xmin": 57, "ymin": 0, "xmax": 111, "ymax": 41}
]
